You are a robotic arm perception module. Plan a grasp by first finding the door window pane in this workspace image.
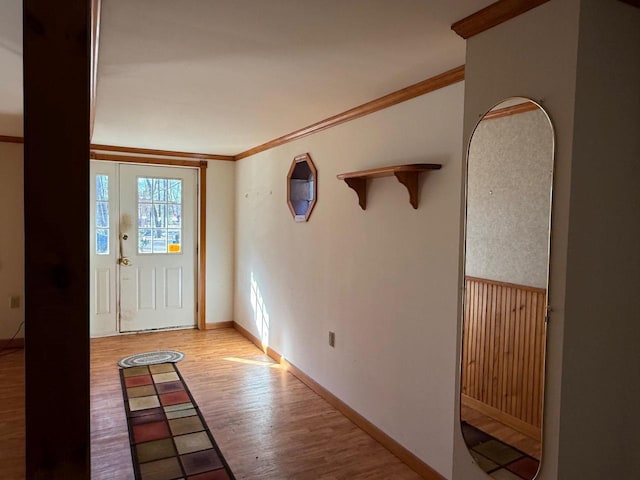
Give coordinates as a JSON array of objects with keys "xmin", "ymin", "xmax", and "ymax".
[
  {"xmin": 95, "ymin": 175, "xmax": 110, "ymax": 254},
  {"xmin": 138, "ymin": 229, "xmax": 152, "ymax": 254},
  {"xmin": 153, "ymin": 178, "xmax": 167, "ymax": 202},
  {"xmin": 167, "ymin": 205, "xmax": 181, "ymax": 227},
  {"xmin": 152, "ymin": 204, "xmax": 167, "ymax": 228},
  {"xmin": 137, "ymin": 176, "xmax": 183, "ymax": 254},
  {"xmin": 96, "ymin": 229, "xmax": 109, "ymax": 254},
  {"xmin": 96, "ymin": 175, "xmax": 109, "ymax": 201},
  {"xmin": 168, "ymin": 230, "xmax": 181, "ymax": 253},
  {"xmin": 138, "ymin": 178, "xmax": 152, "ymax": 201},
  {"xmin": 138, "ymin": 204, "xmax": 152, "ymax": 228},
  {"xmin": 153, "ymin": 229, "xmax": 167, "ymax": 252},
  {"xmin": 96, "ymin": 202, "xmax": 109, "ymax": 228},
  {"xmin": 168, "ymin": 179, "xmax": 182, "ymax": 203}
]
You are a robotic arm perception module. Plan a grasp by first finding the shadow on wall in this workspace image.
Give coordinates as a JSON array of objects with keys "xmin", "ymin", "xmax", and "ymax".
[{"xmin": 250, "ymin": 272, "xmax": 270, "ymax": 350}]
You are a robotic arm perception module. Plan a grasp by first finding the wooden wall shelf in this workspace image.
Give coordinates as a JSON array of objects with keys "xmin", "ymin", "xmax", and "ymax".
[{"xmin": 336, "ymin": 164, "xmax": 442, "ymax": 210}]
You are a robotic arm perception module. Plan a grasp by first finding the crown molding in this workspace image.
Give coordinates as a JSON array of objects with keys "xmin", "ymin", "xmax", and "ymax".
[{"xmin": 452, "ymin": 0, "xmax": 550, "ymax": 39}]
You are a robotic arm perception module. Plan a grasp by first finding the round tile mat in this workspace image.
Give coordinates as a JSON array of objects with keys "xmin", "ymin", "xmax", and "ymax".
[{"xmin": 118, "ymin": 350, "xmax": 185, "ymax": 368}]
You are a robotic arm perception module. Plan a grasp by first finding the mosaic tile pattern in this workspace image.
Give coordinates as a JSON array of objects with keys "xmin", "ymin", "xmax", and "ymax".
[
  {"xmin": 120, "ymin": 363, "xmax": 235, "ymax": 480},
  {"xmin": 462, "ymin": 422, "xmax": 540, "ymax": 480}
]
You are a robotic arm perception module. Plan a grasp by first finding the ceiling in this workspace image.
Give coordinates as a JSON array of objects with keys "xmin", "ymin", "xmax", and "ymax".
[{"xmin": 0, "ymin": 0, "xmax": 493, "ymax": 155}]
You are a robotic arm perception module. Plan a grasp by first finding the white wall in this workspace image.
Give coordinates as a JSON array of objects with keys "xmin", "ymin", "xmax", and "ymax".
[
  {"xmin": 234, "ymin": 82, "xmax": 464, "ymax": 477},
  {"xmin": 0, "ymin": 142, "xmax": 24, "ymax": 339},
  {"xmin": 205, "ymin": 160, "xmax": 235, "ymax": 324}
]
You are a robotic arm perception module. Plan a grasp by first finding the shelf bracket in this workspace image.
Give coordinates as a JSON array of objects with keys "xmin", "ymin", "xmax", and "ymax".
[
  {"xmin": 344, "ymin": 177, "xmax": 367, "ymax": 210},
  {"xmin": 394, "ymin": 171, "xmax": 420, "ymax": 209}
]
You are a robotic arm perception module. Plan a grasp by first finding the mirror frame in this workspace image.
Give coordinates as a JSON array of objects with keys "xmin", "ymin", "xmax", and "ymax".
[
  {"xmin": 459, "ymin": 97, "xmax": 556, "ymax": 480},
  {"xmin": 287, "ymin": 152, "xmax": 317, "ymax": 222}
]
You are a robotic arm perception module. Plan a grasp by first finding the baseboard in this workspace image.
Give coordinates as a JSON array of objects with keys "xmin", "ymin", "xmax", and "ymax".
[
  {"xmin": 232, "ymin": 321, "xmax": 445, "ymax": 480},
  {"xmin": 462, "ymin": 394, "xmax": 541, "ymax": 441},
  {"xmin": 205, "ymin": 321, "xmax": 234, "ymax": 330},
  {"xmin": 0, "ymin": 337, "xmax": 24, "ymax": 348}
]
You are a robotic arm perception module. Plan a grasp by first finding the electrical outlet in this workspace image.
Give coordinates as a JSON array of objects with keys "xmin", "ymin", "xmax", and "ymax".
[
  {"xmin": 9, "ymin": 295, "xmax": 20, "ymax": 309},
  {"xmin": 328, "ymin": 331, "xmax": 335, "ymax": 348}
]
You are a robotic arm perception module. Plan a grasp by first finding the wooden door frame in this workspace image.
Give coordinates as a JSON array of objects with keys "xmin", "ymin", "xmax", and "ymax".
[{"xmin": 91, "ymin": 152, "xmax": 207, "ymax": 330}]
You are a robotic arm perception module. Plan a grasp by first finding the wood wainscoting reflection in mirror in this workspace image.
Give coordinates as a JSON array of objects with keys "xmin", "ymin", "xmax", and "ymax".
[{"xmin": 460, "ymin": 98, "xmax": 554, "ymax": 480}]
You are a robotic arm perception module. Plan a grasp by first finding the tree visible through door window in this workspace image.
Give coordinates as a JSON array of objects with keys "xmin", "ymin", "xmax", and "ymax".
[
  {"xmin": 95, "ymin": 175, "xmax": 109, "ymax": 254},
  {"xmin": 137, "ymin": 177, "xmax": 182, "ymax": 254}
]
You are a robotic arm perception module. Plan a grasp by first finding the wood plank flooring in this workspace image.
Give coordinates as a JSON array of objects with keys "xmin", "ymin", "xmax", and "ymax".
[
  {"xmin": 0, "ymin": 349, "xmax": 24, "ymax": 480},
  {"xmin": 2, "ymin": 328, "xmax": 423, "ymax": 479}
]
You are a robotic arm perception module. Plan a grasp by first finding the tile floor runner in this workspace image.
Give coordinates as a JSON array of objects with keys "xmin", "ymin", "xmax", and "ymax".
[
  {"xmin": 120, "ymin": 363, "xmax": 235, "ymax": 480},
  {"xmin": 462, "ymin": 422, "xmax": 540, "ymax": 480}
]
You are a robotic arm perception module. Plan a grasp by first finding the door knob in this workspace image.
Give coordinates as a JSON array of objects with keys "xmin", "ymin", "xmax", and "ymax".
[{"xmin": 119, "ymin": 257, "xmax": 132, "ymax": 266}]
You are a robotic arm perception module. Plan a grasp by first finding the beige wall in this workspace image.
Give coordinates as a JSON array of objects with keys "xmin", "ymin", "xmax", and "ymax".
[
  {"xmin": 235, "ymin": 82, "xmax": 464, "ymax": 477},
  {"xmin": 205, "ymin": 160, "xmax": 235, "ymax": 324},
  {"xmin": 0, "ymin": 142, "xmax": 24, "ymax": 339},
  {"xmin": 558, "ymin": 1, "xmax": 640, "ymax": 478}
]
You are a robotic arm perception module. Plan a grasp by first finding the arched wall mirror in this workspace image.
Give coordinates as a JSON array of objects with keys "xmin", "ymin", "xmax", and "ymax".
[{"xmin": 460, "ymin": 98, "xmax": 554, "ymax": 480}]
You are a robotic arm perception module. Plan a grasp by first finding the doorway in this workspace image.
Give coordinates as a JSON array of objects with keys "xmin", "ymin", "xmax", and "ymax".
[{"xmin": 90, "ymin": 161, "xmax": 198, "ymax": 336}]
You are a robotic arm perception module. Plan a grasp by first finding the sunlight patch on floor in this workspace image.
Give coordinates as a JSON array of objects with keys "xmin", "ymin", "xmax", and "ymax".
[{"xmin": 223, "ymin": 356, "xmax": 282, "ymax": 369}]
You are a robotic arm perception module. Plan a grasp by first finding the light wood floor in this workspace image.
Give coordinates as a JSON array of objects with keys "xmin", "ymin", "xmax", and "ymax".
[
  {"xmin": 0, "ymin": 348, "xmax": 24, "ymax": 480},
  {"xmin": 1, "ymin": 327, "xmax": 423, "ymax": 479}
]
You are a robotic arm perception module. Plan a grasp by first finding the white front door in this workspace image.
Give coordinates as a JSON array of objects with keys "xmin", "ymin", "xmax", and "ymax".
[{"xmin": 90, "ymin": 162, "xmax": 198, "ymax": 335}]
